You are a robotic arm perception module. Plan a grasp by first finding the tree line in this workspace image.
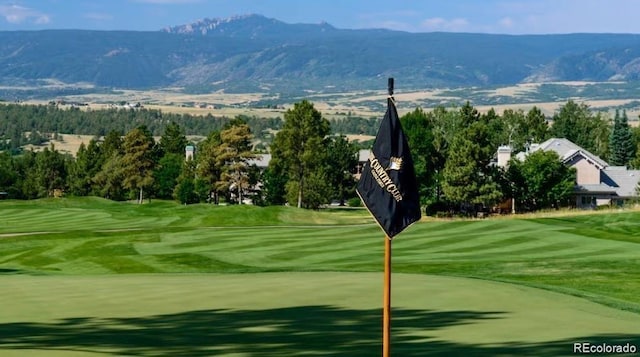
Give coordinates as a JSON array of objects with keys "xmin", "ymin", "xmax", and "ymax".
[
  {"xmin": 1, "ymin": 99, "xmax": 639, "ymax": 214},
  {"xmin": 0, "ymin": 103, "xmax": 380, "ymax": 155},
  {"xmin": 403, "ymin": 101, "xmax": 638, "ymax": 214},
  {"xmin": 0, "ymin": 103, "xmax": 359, "ymax": 208}
]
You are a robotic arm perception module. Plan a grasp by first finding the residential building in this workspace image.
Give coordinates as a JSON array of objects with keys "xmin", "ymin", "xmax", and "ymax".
[{"xmin": 499, "ymin": 138, "xmax": 640, "ymax": 209}]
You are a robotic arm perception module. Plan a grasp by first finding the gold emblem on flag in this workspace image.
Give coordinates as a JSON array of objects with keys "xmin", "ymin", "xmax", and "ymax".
[
  {"xmin": 388, "ymin": 157, "xmax": 402, "ymax": 171},
  {"xmin": 367, "ymin": 152, "xmax": 403, "ymax": 202}
]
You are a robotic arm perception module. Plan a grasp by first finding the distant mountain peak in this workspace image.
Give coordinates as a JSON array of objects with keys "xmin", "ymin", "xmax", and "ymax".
[
  {"xmin": 162, "ymin": 14, "xmax": 335, "ymax": 38},
  {"xmin": 162, "ymin": 14, "xmax": 272, "ymax": 35}
]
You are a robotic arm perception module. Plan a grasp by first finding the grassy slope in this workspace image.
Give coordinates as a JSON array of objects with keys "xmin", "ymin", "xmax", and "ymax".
[
  {"xmin": 1, "ymin": 198, "xmax": 639, "ymax": 314},
  {"xmin": 1, "ymin": 198, "xmax": 640, "ymax": 355}
]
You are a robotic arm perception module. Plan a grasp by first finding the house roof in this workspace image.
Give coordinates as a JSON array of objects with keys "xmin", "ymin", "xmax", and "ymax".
[
  {"xmin": 602, "ymin": 168, "xmax": 640, "ymax": 197},
  {"xmin": 246, "ymin": 154, "xmax": 271, "ymax": 168},
  {"xmin": 575, "ymin": 184, "xmax": 618, "ymax": 194},
  {"xmin": 533, "ymin": 138, "xmax": 609, "ymax": 168},
  {"xmin": 518, "ymin": 138, "xmax": 640, "ymax": 199}
]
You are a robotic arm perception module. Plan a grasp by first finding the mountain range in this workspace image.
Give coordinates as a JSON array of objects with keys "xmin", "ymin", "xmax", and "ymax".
[{"xmin": 2, "ymin": 14, "xmax": 640, "ymax": 94}]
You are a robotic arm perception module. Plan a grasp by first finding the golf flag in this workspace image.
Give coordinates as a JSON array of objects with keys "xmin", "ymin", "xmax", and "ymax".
[{"xmin": 357, "ymin": 97, "xmax": 421, "ymax": 238}]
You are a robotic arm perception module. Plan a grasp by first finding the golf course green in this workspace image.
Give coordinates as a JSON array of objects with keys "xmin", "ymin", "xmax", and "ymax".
[{"xmin": 0, "ymin": 198, "xmax": 638, "ymax": 356}]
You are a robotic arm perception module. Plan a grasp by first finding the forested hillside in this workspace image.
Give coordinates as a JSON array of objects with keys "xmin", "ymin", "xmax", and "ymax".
[
  {"xmin": 4, "ymin": 15, "xmax": 640, "ymax": 94},
  {"xmin": 0, "ymin": 103, "xmax": 382, "ymax": 153}
]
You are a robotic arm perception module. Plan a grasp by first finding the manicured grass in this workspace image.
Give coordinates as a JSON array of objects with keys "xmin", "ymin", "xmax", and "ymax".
[
  {"xmin": 1, "ymin": 273, "xmax": 639, "ymax": 356},
  {"xmin": 0, "ymin": 198, "xmax": 639, "ymax": 355},
  {"xmin": 0, "ymin": 197, "xmax": 372, "ymax": 234}
]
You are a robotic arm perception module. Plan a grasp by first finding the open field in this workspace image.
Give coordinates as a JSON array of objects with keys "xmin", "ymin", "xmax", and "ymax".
[
  {"xmin": 18, "ymin": 80, "xmax": 640, "ymax": 120},
  {"xmin": 23, "ymin": 134, "xmax": 208, "ymax": 157},
  {"xmin": 23, "ymin": 134, "xmax": 96, "ymax": 157},
  {"xmin": 0, "ymin": 198, "xmax": 639, "ymax": 355}
]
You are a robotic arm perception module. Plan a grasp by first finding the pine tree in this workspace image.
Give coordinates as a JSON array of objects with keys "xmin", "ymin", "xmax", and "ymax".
[
  {"xmin": 159, "ymin": 121, "xmax": 188, "ymax": 156},
  {"xmin": 270, "ymin": 100, "xmax": 330, "ymax": 208},
  {"xmin": 608, "ymin": 110, "xmax": 634, "ymax": 167},
  {"xmin": 441, "ymin": 104, "xmax": 503, "ymax": 212},
  {"xmin": 325, "ymin": 135, "xmax": 357, "ymax": 205},
  {"xmin": 121, "ymin": 127, "xmax": 156, "ymax": 204},
  {"xmin": 400, "ymin": 107, "xmax": 436, "ymax": 204},
  {"xmin": 174, "ymin": 158, "xmax": 199, "ymax": 204},
  {"xmin": 551, "ymin": 100, "xmax": 609, "ymax": 158},
  {"xmin": 196, "ymin": 130, "xmax": 222, "ymax": 204},
  {"xmin": 215, "ymin": 123, "xmax": 255, "ymax": 204}
]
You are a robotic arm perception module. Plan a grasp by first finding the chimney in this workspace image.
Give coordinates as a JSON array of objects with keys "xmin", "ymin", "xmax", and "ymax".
[
  {"xmin": 497, "ymin": 145, "xmax": 512, "ymax": 168},
  {"xmin": 185, "ymin": 145, "xmax": 195, "ymax": 161}
]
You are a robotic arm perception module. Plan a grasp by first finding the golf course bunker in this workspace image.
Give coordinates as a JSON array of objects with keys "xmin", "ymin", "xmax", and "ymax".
[{"xmin": 0, "ymin": 272, "xmax": 638, "ymax": 355}]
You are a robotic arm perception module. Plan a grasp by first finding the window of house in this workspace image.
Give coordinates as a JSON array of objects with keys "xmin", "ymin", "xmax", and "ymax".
[{"xmin": 581, "ymin": 196, "xmax": 596, "ymax": 206}]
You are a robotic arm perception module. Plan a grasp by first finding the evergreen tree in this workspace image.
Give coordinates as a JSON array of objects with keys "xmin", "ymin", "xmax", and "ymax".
[
  {"xmin": 174, "ymin": 158, "xmax": 199, "ymax": 204},
  {"xmin": 154, "ymin": 153, "xmax": 184, "ymax": 199},
  {"xmin": 0, "ymin": 152, "xmax": 17, "ymax": 197},
  {"xmin": 159, "ymin": 121, "xmax": 188, "ymax": 156},
  {"xmin": 35, "ymin": 145, "xmax": 70, "ymax": 197},
  {"xmin": 523, "ymin": 106, "xmax": 549, "ymax": 144},
  {"xmin": 400, "ymin": 107, "xmax": 437, "ymax": 205},
  {"xmin": 68, "ymin": 139, "xmax": 102, "ymax": 196},
  {"xmin": 215, "ymin": 123, "xmax": 255, "ymax": 204},
  {"xmin": 121, "ymin": 127, "xmax": 156, "ymax": 204},
  {"xmin": 93, "ymin": 132, "xmax": 125, "ymax": 201},
  {"xmin": 325, "ymin": 135, "xmax": 358, "ymax": 205},
  {"xmin": 196, "ymin": 130, "xmax": 222, "ymax": 203},
  {"xmin": 608, "ymin": 110, "xmax": 634, "ymax": 167},
  {"xmin": 261, "ymin": 165, "xmax": 288, "ymax": 206},
  {"xmin": 270, "ymin": 100, "xmax": 330, "ymax": 208},
  {"xmin": 93, "ymin": 152, "xmax": 125, "ymax": 200},
  {"xmin": 550, "ymin": 100, "xmax": 609, "ymax": 157},
  {"xmin": 441, "ymin": 136, "xmax": 478, "ymax": 206},
  {"xmin": 17, "ymin": 151, "xmax": 39, "ymax": 199},
  {"xmin": 99, "ymin": 130, "xmax": 123, "ymax": 170},
  {"xmin": 441, "ymin": 104, "xmax": 503, "ymax": 212}
]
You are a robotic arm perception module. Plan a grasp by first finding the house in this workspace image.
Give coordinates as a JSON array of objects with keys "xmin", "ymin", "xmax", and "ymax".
[
  {"xmin": 499, "ymin": 138, "xmax": 640, "ymax": 209},
  {"xmin": 354, "ymin": 149, "xmax": 371, "ymax": 179},
  {"xmin": 245, "ymin": 154, "xmax": 271, "ymax": 170},
  {"xmin": 245, "ymin": 151, "xmax": 369, "ymax": 176}
]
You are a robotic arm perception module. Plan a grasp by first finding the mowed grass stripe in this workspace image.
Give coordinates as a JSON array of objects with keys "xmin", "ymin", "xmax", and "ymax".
[
  {"xmin": 1, "ymin": 198, "xmax": 640, "ymax": 313},
  {"xmin": 0, "ymin": 221, "xmax": 633, "ymax": 271},
  {"xmin": 1, "ymin": 222, "xmax": 635, "ymax": 266},
  {"xmin": 136, "ymin": 227, "xmax": 377, "ymax": 256},
  {"xmin": 182, "ymin": 226, "xmax": 378, "ymax": 253},
  {"xmin": 1, "ymin": 210, "xmax": 159, "ymax": 233},
  {"xmin": 398, "ymin": 220, "xmax": 634, "ymax": 259}
]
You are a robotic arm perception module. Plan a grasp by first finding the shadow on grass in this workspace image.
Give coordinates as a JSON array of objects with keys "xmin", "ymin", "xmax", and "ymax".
[
  {"xmin": 0, "ymin": 268, "xmax": 24, "ymax": 274},
  {"xmin": 0, "ymin": 306, "xmax": 638, "ymax": 356}
]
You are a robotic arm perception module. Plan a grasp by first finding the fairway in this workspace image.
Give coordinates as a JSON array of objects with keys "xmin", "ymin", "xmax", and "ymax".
[
  {"xmin": 0, "ymin": 198, "xmax": 639, "ymax": 355},
  {"xmin": 1, "ymin": 273, "xmax": 639, "ymax": 356}
]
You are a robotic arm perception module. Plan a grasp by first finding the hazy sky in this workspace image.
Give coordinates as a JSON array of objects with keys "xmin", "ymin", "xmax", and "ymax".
[{"xmin": 1, "ymin": 0, "xmax": 640, "ymax": 34}]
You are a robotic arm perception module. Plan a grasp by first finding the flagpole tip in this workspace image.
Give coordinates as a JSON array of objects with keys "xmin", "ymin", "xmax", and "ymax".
[{"xmin": 388, "ymin": 78, "xmax": 394, "ymax": 96}]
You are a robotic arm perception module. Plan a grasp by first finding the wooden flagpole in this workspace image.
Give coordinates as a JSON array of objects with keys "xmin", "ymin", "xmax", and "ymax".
[
  {"xmin": 382, "ymin": 77, "xmax": 394, "ymax": 357},
  {"xmin": 383, "ymin": 235, "xmax": 392, "ymax": 357}
]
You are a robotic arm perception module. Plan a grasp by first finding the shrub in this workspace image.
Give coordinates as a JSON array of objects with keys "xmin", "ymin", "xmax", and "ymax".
[{"xmin": 347, "ymin": 197, "xmax": 362, "ymax": 207}]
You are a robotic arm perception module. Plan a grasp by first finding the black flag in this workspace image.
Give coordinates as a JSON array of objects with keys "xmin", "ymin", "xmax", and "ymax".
[{"xmin": 357, "ymin": 97, "xmax": 421, "ymax": 238}]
